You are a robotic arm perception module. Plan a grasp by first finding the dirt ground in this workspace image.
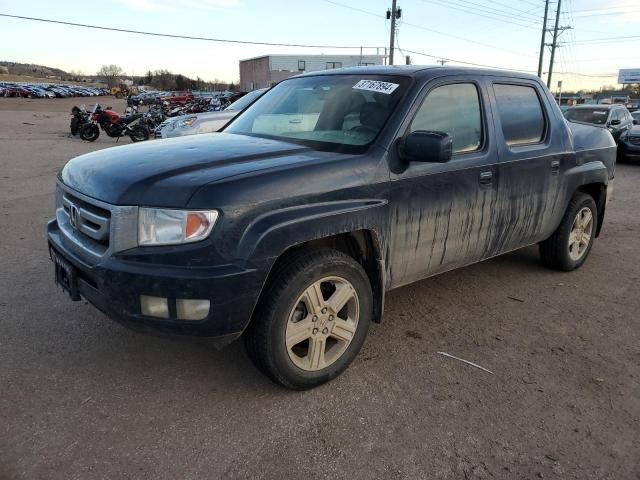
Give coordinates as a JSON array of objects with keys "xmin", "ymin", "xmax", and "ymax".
[{"xmin": 0, "ymin": 97, "xmax": 639, "ymax": 480}]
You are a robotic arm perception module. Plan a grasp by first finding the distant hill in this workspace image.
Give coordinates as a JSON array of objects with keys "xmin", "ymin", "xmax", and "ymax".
[{"xmin": 0, "ymin": 61, "xmax": 70, "ymax": 79}]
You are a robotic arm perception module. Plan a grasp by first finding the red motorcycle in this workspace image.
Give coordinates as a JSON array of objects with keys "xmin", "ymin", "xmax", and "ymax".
[{"xmin": 79, "ymin": 104, "xmax": 149, "ymax": 142}]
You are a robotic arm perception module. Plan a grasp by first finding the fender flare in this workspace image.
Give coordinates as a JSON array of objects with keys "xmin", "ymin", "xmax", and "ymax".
[
  {"xmin": 237, "ymin": 199, "xmax": 389, "ymax": 323},
  {"xmin": 236, "ymin": 199, "xmax": 388, "ymax": 262}
]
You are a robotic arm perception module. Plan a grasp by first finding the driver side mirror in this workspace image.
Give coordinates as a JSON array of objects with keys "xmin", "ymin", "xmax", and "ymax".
[
  {"xmin": 610, "ymin": 119, "xmax": 621, "ymax": 126},
  {"xmin": 399, "ymin": 131, "xmax": 453, "ymax": 163}
]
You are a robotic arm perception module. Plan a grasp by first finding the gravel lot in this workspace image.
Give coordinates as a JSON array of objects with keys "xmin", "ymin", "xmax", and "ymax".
[{"xmin": 1, "ymin": 97, "xmax": 639, "ymax": 480}]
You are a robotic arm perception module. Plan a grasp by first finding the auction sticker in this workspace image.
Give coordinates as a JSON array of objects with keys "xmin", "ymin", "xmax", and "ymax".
[{"xmin": 353, "ymin": 80, "xmax": 399, "ymax": 94}]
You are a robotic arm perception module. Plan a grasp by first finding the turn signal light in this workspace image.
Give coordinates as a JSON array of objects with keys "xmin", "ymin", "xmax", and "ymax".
[{"xmin": 185, "ymin": 212, "xmax": 213, "ymax": 240}]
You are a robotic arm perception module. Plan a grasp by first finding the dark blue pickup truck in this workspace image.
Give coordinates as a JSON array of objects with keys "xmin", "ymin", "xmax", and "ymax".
[{"xmin": 48, "ymin": 66, "xmax": 616, "ymax": 389}]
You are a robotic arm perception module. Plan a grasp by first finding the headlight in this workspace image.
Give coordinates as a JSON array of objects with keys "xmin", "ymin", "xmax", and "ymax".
[
  {"xmin": 138, "ymin": 208, "xmax": 218, "ymax": 246},
  {"xmin": 177, "ymin": 116, "xmax": 197, "ymax": 129}
]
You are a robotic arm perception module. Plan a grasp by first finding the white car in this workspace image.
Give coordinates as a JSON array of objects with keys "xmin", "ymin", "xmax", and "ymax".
[{"xmin": 157, "ymin": 88, "xmax": 268, "ymax": 139}]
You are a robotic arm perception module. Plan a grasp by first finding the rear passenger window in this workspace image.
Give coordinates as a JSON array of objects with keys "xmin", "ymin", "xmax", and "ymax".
[
  {"xmin": 494, "ymin": 84, "xmax": 546, "ymax": 146},
  {"xmin": 410, "ymin": 83, "xmax": 482, "ymax": 154}
]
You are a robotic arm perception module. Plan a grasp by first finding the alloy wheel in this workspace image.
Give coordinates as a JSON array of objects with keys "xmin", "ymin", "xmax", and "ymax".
[
  {"xmin": 285, "ymin": 276, "xmax": 359, "ymax": 371},
  {"xmin": 568, "ymin": 207, "xmax": 594, "ymax": 261}
]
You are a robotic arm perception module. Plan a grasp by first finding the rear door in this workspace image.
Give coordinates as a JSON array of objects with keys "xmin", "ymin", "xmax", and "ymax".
[
  {"xmin": 487, "ymin": 79, "xmax": 567, "ymax": 255},
  {"xmin": 387, "ymin": 76, "xmax": 499, "ymax": 287}
]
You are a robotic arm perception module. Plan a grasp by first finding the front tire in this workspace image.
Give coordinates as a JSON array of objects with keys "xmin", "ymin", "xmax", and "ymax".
[
  {"xmin": 129, "ymin": 125, "xmax": 150, "ymax": 142},
  {"xmin": 540, "ymin": 192, "xmax": 597, "ymax": 271},
  {"xmin": 244, "ymin": 249, "xmax": 372, "ymax": 390}
]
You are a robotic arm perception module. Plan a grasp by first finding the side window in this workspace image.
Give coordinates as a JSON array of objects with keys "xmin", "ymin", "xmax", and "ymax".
[
  {"xmin": 494, "ymin": 83, "xmax": 546, "ymax": 146},
  {"xmin": 609, "ymin": 110, "xmax": 620, "ymax": 122},
  {"xmin": 409, "ymin": 83, "xmax": 482, "ymax": 154}
]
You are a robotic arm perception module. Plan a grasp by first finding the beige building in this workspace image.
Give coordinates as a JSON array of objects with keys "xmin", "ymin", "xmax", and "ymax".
[{"xmin": 239, "ymin": 54, "xmax": 385, "ymax": 91}]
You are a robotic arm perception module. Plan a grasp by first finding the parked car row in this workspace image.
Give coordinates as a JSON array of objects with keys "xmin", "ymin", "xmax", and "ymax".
[
  {"xmin": 1, "ymin": 82, "xmax": 109, "ymax": 98},
  {"xmin": 563, "ymin": 104, "xmax": 640, "ymax": 160},
  {"xmin": 156, "ymin": 88, "xmax": 267, "ymax": 138}
]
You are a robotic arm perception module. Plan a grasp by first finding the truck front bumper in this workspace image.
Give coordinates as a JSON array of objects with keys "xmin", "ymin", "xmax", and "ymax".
[{"xmin": 47, "ymin": 219, "xmax": 265, "ymax": 346}]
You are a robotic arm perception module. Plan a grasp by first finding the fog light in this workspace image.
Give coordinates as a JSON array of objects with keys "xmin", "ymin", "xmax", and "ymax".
[
  {"xmin": 140, "ymin": 295, "xmax": 169, "ymax": 318},
  {"xmin": 176, "ymin": 299, "xmax": 210, "ymax": 321}
]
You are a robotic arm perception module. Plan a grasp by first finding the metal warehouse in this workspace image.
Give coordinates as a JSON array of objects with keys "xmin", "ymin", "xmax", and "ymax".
[{"xmin": 239, "ymin": 54, "xmax": 385, "ymax": 91}]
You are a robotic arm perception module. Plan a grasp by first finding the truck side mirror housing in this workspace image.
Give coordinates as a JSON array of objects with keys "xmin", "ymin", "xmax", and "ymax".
[
  {"xmin": 609, "ymin": 119, "xmax": 621, "ymax": 126},
  {"xmin": 399, "ymin": 131, "xmax": 453, "ymax": 163}
]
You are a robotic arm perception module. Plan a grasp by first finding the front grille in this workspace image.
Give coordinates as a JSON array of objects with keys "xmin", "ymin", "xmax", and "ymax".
[
  {"xmin": 55, "ymin": 182, "xmax": 138, "ymax": 261},
  {"xmin": 62, "ymin": 192, "xmax": 111, "ymax": 246}
]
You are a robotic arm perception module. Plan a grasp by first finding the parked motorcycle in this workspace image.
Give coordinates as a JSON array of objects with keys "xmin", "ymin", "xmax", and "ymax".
[
  {"xmin": 141, "ymin": 104, "xmax": 166, "ymax": 133},
  {"xmin": 70, "ymin": 105, "xmax": 90, "ymax": 136},
  {"xmin": 79, "ymin": 104, "xmax": 149, "ymax": 142}
]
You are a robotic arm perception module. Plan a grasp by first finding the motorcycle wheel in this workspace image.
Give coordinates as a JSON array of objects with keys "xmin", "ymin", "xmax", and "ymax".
[
  {"xmin": 80, "ymin": 124, "xmax": 100, "ymax": 142},
  {"xmin": 70, "ymin": 117, "xmax": 80, "ymax": 136},
  {"xmin": 129, "ymin": 125, "xmax": 150, "ymax": 142}
]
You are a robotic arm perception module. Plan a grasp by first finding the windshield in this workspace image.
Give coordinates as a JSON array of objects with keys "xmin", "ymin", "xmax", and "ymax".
[
  {"xmin": 225, "ymin": 88, "xmax": 267, "ymax": 112},
  {"xmin": 224, "ymin": 75, "xmax": 410, "ymax": 152},
  {"xmin": 564, "ymin": 108, "xmax": 609, "ymax": 125}
]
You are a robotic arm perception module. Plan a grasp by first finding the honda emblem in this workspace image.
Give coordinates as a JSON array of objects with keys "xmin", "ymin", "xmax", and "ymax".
[{"xmin": 69, "ymin": 205, "xmax": 80, "ymax": 229}]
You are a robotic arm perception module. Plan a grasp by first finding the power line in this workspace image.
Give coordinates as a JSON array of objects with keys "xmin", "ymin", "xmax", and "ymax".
[
  {"xmin": 0, "ymin": 12, "xmax": 376, "ymax": 49},
  {"xmin": 1, "ymin": 10, "xmax": 609, "ymax": 81},
  {"xmin": 324, "ymin": 0, "xmax": 536, "ymax": 57},
  {"xmin": 445, "ymin": 0, "xmax": 542, "ymax": 22},
  {"xmin": 424, "ymin": 0, "xmax": 539, "ymax": 28},
  {"xmin": 567, "ymin": 35, "xmax": 640, "ymax": 44},
  {"xmin": 400, "ymin": 48, "xmax": 537, "ymax": 72},
  {"xmin": 476, "ymin": 0, "xmax": 544, "ymax": 18},
  {"xmin": 516, "ymin": 0, "xmax": 545, "ymax": 8},
  {"xmin": 570, "ymin": 4, "xmax": 640, "ymax": 14}
]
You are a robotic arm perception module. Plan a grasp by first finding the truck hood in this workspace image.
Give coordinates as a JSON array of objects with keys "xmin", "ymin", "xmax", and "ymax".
[{"xmin": 60, "ymin": 133, "xmax": 314, "ymax": 206}]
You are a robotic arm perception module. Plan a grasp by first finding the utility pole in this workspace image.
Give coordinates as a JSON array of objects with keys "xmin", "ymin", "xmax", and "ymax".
[
  {"xmin": 537, "ymin": 0, "xmax": 550, "ymax": 78},
  {"xmin": 437, "ymin": 59, "xmax": 448, "ymax": 66},
  {"xmin": 547, "ymin": 0, "xmax": 562, "ymax": 88},
  {"xmin": 387, "ymin": 1, "xmax": 401, "ymax": 65}
]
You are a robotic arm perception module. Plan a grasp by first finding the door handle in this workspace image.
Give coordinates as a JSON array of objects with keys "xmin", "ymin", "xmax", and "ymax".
[
  {"xmin": 479, "ymin": 171, "xmax": 493, "ymax": 185},
  {"xmin": 551, "ymin": 160, "xmax": 560, "ymax": 175}
]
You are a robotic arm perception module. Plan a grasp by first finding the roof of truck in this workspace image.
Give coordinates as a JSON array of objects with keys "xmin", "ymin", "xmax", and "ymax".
[
  {"xmin": 566, "ymin": 104, "xmax": 625, "ymax": 110},
  {"xmin": 297, "ymin": 64, "xmax": 541, "ymax": 82}
]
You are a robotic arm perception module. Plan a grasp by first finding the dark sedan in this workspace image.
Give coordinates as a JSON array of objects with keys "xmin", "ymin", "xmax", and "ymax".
[
  {"xmin": 619, "ymin": 122, "xmax": 640, "ymax": 160},
  {"xmin": 564, "ymin": 104, "xmax": 634, "ymax": 143}
]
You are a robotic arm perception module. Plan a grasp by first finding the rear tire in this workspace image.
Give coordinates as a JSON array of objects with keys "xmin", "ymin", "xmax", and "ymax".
[
  {"xmin": 244, "ymin": 249, "xmax": 372, "ymax": 390},
  {"xmin": 79, "ymin": 123, "xmax": 99, "ymax": 142},
  {"xmin": 540, "ymin": 192, "xmax": 597, "ymax": 271}
]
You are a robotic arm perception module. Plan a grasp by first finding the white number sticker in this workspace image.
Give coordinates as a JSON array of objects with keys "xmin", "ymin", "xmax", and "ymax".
[{"xmin": 353, "ymin": 80, "xmax": 399, "ymax": 95}]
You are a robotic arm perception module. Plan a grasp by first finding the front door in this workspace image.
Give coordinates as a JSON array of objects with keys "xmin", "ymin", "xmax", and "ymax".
[{"xmin": 387, "ymin": 78, "xmax": 499, "ymax": 288}]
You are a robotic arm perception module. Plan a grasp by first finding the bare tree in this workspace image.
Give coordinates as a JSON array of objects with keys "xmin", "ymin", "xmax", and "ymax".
[{"xmin": 96, "ymin": 64, "xmax": 124, "ymax": 88}]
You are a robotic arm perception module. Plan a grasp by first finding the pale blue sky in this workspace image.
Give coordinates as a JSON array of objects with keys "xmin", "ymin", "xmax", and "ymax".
[{"xmin": 0, "ymin": 0, "xmax": 638, "ymax": 90}]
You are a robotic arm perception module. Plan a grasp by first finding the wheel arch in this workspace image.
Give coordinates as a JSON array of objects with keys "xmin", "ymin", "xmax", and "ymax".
[
  {"xmin": 253, "ymin": 230, "xmax": 386, "ymax": 326},
  {"xmin": 577, "ymin": 182, "xmax": 606, "ymax": 237},
  {"xmin": 564, "ymin": 161, "xmax": 610, "ymax": 238}
]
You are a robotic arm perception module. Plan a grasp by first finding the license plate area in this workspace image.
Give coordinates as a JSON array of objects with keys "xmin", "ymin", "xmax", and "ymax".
[{"xmin": 51, "ymin": 248, "xmax": 81, "ymax": 301}]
